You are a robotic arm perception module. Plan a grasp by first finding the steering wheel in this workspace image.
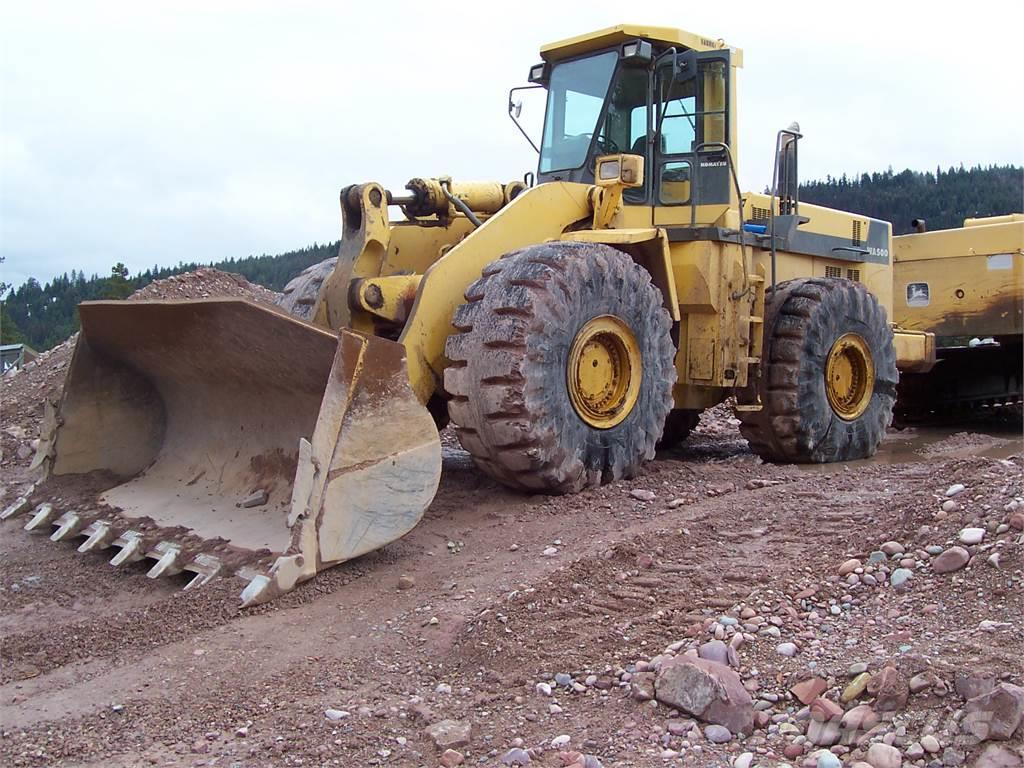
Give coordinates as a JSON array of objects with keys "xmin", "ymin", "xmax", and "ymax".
[{"xmin": 578, "ymin": 133, "xmax": 621, "ymax": 155}]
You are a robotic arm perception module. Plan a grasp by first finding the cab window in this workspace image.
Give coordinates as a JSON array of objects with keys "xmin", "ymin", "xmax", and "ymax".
[{"xmin": 539, "ymin": 52, "xmax": 618, "ymax": 173}]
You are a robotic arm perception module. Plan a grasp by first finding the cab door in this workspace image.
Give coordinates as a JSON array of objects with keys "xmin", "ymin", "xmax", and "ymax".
[{"xmin": 652, "ymin": 51, "xmax": 734, "ymax": 227}]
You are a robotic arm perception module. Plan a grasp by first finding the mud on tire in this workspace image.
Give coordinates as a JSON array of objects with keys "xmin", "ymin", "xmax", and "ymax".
[
  {"xmin": 444, "ymin": 241, "xmax": 676, "ymax": 493},
  {"xmin": 276, "ymin": 257, "xmax": 338, "ymax": 320},
  {"xmin": 736, "ymin": 277, "xmax": 897, "ymax": 463}
]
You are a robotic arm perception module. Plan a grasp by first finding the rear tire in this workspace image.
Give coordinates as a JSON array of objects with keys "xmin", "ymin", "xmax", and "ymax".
[
  {"xmin": 444, "ymin": 241, "xmax": 676, "ymax": 493},
  {"xmin": 277, "ymin": 257, "xmax": 337, "ymax": 320},
  {"xmin": 736, "ymin": 277, "xmax": 897, "ymax": 463}
]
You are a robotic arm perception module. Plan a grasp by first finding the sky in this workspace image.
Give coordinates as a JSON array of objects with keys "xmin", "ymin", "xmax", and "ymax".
[{"xmin": 1, "ymin": 0, "xmax": 1022, "ymax": 289}]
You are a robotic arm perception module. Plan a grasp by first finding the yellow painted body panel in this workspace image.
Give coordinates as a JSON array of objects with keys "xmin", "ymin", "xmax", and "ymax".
[
  {"xmin": 965, "ymin": 214, "xmax": 1024, "ymax": 228},
  {"xmin": 540, "ymin": 24, "xmax": 743, "ymax": 67},
  {"xmin": 742, "ymin": 192, "xmax": 894, "ymax": 315},
  {"xmin": 383, "ymin": 218, "xmax": 477, "ymax": 275},
  {"xmin": 892, "ymin": 329, "xmax": 936, "ymax": 373},
  {"xmin": 667, "ymin": 239, "xmax": 758, "ymax": 398},
  {"xmin": 562, "ymin": 228, "xmax": 681, "ymax": 322},
  {"xmin": 562, "ymin": 227, "xmax": 659, "ymax": 244},
  {"xmin": 893, "ymin": 218, "xmax": 1024, "ymax": 339}
]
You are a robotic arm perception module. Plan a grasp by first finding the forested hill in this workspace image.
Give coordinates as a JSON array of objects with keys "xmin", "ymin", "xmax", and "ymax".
[
  {"xmin": 799, "ymin": 164, "xmax": 1022, "ymax": 234},
  {"xmin": 3, "ymin": 164, "xmax": 1022, "ymax": 351},
  {"xmin": 2, "ymin": 243, "xmax": 337, "ymax": 350}
]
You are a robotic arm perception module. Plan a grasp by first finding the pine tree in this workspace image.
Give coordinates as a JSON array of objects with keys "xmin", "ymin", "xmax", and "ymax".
[{"xmin": 102, "ymin": 263, "xmax": 133, "ymax": 300}]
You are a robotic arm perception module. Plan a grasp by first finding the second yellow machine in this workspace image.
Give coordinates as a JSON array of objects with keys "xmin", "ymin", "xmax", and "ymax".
[{"xmin": 8, "ymin": 24, "xmax": 937, "ymax": 603}]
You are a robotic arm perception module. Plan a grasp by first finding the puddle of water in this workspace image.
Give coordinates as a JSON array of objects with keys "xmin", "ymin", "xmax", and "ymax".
[{"xmin": 796, "ymin": 424, "xmax": 1023, "ymax": 474}]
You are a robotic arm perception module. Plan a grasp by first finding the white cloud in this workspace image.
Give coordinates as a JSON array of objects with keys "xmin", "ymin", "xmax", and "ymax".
[{"xmin": 1, "ymin": 0, "xmax": 1021, "ymax": 288}]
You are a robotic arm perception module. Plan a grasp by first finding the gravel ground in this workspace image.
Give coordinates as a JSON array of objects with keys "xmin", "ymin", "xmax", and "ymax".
[{"xmin": 1, "ymin": 270, "xmax": 1021, "ymax": 768}]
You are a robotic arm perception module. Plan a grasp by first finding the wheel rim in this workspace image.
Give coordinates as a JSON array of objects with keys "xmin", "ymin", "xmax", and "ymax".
[
  {"xmin": 824, "ymin": 333, "xmax": 875, "ymax": 420},
  {"xmin": 567, "ymin": 315, "xmax": 642, "ymax": 429}
]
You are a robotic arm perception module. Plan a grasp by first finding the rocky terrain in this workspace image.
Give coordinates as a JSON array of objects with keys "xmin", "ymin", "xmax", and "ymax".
[{"xmin": 1, "ymin": 270, "xmax": 1021, "ymax": 768}]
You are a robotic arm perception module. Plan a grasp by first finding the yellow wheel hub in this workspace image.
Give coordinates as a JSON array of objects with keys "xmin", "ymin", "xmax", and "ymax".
[
  {"xmin": 825, "ymin": 333, "xmax": 874, "ymax": 420},
  {"xmin": 567, "ymin": 315, "xmax": 642, "ymax": 429}
]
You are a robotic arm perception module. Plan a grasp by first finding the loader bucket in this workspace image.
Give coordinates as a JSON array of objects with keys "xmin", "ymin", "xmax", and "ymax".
[{"xmin": 9, "ymin": 299, "xmax": 442, "ymax": 605}]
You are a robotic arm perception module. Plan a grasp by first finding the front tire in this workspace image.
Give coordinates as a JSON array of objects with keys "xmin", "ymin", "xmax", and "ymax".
[
  {"xmin": 276, "ymin": 257, "xmax": 337, "ymax": 320},
  {"xmin": 736, "ymin": 277, "xmax": 897, "ymax": 463},
  {"xmin": 444, "ymin": 241, "xmax": 676, "ymax": 493}
]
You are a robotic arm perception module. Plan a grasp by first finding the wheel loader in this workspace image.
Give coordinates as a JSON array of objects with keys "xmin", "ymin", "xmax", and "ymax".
[
  {"xmin": 891, "ymin": 214, "xmax": 1023, "ymax": 422},
  {"xmin": 3, "ymin": 23, "xmax": 939, "ymax": 605}
]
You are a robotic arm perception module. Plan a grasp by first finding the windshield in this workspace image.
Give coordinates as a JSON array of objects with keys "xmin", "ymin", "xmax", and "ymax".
[{"xmin": 539, "ymin": 52, "xmax": 618, "ymax": 173}]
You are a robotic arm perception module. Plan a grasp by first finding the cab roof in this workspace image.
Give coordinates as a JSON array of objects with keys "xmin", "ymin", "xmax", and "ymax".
[{"xmin": 540, "ymin": 23, "xmax": 744, "ymax": 67}]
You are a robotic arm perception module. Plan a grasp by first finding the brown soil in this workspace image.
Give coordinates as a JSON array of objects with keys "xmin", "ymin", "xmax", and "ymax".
[{"xmin": 1, "ymin": 271, "xmax": 1022, "ymax": 768}]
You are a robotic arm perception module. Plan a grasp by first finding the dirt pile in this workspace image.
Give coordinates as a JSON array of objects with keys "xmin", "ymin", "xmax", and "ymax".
[
  {"xmin": 0, "ymin": 269, "xmax": 281, "ymax": 476},
  {"xmin": 128, "ymin": 268, "xmax": 281, "ymax": 304}
]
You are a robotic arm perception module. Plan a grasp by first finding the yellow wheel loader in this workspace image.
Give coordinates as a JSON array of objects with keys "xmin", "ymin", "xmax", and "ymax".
[
  {"xmin": 891, "ymin": 214, "xmax": 1023, "ymax": 422},
  {"xmin": 4, "ymin": 24, "xmax": 939, "ymax": 604}
]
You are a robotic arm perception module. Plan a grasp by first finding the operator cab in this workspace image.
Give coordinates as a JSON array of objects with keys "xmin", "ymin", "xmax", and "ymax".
[{"xmin": 516, "ymin": 25, "xmax": 739, "ymax": 211}]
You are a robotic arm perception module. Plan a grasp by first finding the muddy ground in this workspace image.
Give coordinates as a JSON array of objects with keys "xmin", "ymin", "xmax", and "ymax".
[{"xmin": 1, "ymin": 271, "xmax": 1022, "ymax": 768}]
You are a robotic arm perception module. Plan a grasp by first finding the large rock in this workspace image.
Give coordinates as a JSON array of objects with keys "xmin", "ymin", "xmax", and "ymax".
[
  {"xmin": 500, "ymin": 748, "xmax": 532, "ymax": 765},
  {"xmin": 933, "ymin": 547, "xmax": 970, "ymax": 573},
  {"xmin": 866, "ymin": 742, "xmax": 902, "ymax": 768},
  {"xmin": 425, "ymin": 719, "xmax": 473, "ymax": 750},
  {"xmin": 956, "ymin": 672, "xmax": 996, "ymax": 700},
  {"xmin": 810, "ymin": 697, "xmax": 843, "ymax": 722},
  {"xmin": 972, "ymin": 744, "xmax": 1023, "ymax": 768},
  {"xmin": 699, "ymin": 639, "xmax": 731, "ymax": 666},
  {"xmin": 963, "ymin": 683, "xmax": 1024, "ymax": 741},
  {"xmin": 867, "ymin": 666, "xmax": 909, "ymax": 711},
  {"xmin": 791, "ymin": 676, "xmax": 828, "ymax": 705},
  {"xmin": 841, "ymin": 704, "xmax": 880, "ymax": 734},
  {"xmin": 654, "ymin": 657, "xmax": 754, "ymax": 735},
  {"xmin": 807, "ymin": 718, "xmax": 841, "ymax": 746}
]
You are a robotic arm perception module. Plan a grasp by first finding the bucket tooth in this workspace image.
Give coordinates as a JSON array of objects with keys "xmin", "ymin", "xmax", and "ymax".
[
  {"xmin": 50, "ymin": 512, "xmax": 86, "ymax": 542},
  {"xmin": 109, "ymin": 531, "xmax": 145, "ymax": 566},
  {"xmin": 146, "ymin": 542, "xmax": 183, "ymax": 579},
  {"xmin": 24, "ymin": 503, "xmax": 57, "ymax": 532},
  {"xmin": 1, "ymin": 497, "xmax": 31, "ymax": 521},
  {"xmin": 239, "ymin": 573, "xmax": 272, "ymax": 608},
  {"xmin": 182, "ymin": 553, "xmax": 222, "ymax": 590},
  {"xmin": 78, "ymin": 521, "xmax": 115, "ymax": 553}
]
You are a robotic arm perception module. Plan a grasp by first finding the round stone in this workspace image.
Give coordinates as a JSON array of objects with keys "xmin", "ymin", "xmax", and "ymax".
[
  {"xmin": 838, "ymin": 558, "xmax": 862, "ymax": 576},
  {"xmin": 890, "ymin": 568, "xmax": 913, "ymax": 587},
  {"xmin": 866, "ymin": 742, "xmax": 902, "ymax": 768},
  {"xmin": 704, "ymin": 724, "xmax": 732, "ymax": 743},
  {"xmin": 933, "ymin": 546, "xmax": 970, "ymax": 573},
  {"xmin": 776, "ymin": 642, "xmax": 799, "ymax": 657},
  {"xmin": 958, "ymin": 527, "xmax": 984, "ymax": 545}
]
